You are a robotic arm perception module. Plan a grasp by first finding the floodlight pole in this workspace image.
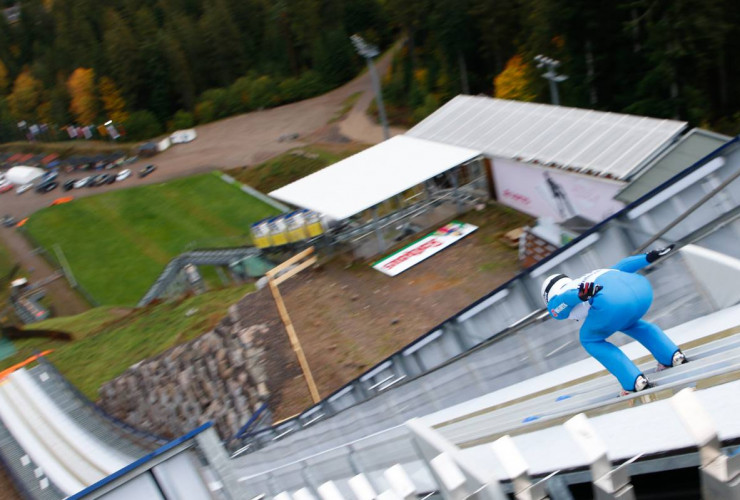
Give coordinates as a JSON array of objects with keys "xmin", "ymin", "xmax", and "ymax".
[
  {"xmin": 534, "ymin": 55, "xmax": 568, "ymax": 106},
  {"xmin": 351, "ymin": 34, "xmax": 390, "ymax": 140}
]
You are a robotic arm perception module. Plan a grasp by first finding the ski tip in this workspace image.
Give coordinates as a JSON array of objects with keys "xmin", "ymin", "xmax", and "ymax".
[
  {"xmin": 556, "ymin": 395, "xmax": 571, "ymax": 401},
  {"xmin": 522, "ymin": 415, "xmax": 540, "ymax": 423}
]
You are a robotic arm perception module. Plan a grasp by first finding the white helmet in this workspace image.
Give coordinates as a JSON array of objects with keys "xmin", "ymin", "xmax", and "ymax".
[{"xmin": 541, "ymin": 273, "xmax": 571, "ymax": 305}]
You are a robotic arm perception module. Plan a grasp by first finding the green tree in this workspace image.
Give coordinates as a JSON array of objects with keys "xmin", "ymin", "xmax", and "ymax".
[
  {"xmin": 123, "ymin": 110, "xmax": 162, "ymax": 140},
  {"xmin": 198, "ymin": 0, "xmax": 245, "ymax": 86},
  {"xmin": 162, "ymin": 32, "xmax": 196, "ymax": 111},
  {"xmin": 171, "ymin": 109, "xmax": 195, "ymax": 130},
  {"xmin": 46, "ymin": 83, "xmax": 72, "ymax": 125},
  {"xmin": 103, "ymin": 9, "xmax": 141, "ymax": 105},
  {"xmin": 625, "ymin": 0, "xmax": 734, "ymax": 122},
  {"xmin": 429, "ymin": 0, "xmax": 473, "ymax": 94},
  {"xmin": 194, "ymin": 100, "xmax": 215, "ymax": 124},
  {"xmin": 312, "ymin": 28, "xmax": 357, "ymax": 86}
]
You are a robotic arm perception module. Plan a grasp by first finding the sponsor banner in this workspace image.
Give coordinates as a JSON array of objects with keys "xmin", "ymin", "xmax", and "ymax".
[
  {"xmin": 492, "ymin": 158, "xmax": 625, "ymax": 223},
  {"xmin": 373, "ymin": 221, "xmax": 478, "ymax": 276},
  {"xmin": 106, "ymin": 124, "xmax": 120, "ymax": 140}
]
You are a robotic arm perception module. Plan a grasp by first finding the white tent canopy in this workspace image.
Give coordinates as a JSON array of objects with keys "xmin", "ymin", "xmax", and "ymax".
[
  {"xmin": 6, "ymin": 166, "xmax": 44, "ymax": 185},
  {"xmin": 269, "ymin": 135, "xmax": 481, "ymax": 220}
]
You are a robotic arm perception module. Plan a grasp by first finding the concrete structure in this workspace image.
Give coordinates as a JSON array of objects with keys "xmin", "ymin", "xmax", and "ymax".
[{"xmin": 615, "ymin": 127, "xmax": 731, "ymax": 204}]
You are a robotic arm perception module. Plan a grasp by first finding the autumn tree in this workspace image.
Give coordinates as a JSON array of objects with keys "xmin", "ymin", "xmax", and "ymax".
[
  {"xmin": 7, "ymin": 69, "xmax": 44, "ymax": 122},
  {"xmin": 98, "ymin": 76, "xmax": 129, "ymax": 123},
  {"xmin": 0, "ymin": 60, "xmax": 9, "ymax": 95},
  {"xmin": 494, "ymin": 55, "xmax": 537, "ymax": 102},
  {"xmin": 67, "ymin": 67, "xmax": 98, "ymax": 124}
]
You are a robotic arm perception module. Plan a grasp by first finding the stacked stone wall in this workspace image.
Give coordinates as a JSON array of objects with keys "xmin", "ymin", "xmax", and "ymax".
[{"xmin": 98, "ymin": 304, "xmax": 270, "ymax": 441}]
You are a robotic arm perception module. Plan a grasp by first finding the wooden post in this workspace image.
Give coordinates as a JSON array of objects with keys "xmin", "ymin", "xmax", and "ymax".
[{"xmin": 267, "ymin": 247, "xmax": 321, "ymax": 403}]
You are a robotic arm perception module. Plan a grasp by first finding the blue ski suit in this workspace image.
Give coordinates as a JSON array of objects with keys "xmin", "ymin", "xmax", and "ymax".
[{"xmin": 546, "ymin": 255, "xmax": 680, "ymax": 391}]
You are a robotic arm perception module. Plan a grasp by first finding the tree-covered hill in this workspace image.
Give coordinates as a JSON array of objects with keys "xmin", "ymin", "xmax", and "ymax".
[
  {"xmin": 0, "ymin": 0, "xmax": 391, "ymax": 141},
  {"xmin": 1, "ymin": 0, "xmax": 739, "ymax": 144},
  {"xmin": 380, "ymin": 0, "xmax": 740, "ymax": 134}
]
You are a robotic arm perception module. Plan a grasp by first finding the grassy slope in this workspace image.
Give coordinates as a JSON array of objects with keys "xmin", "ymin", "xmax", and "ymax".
[
  {"xmin": 1, "ymin": 284, "xmax": 254, "ymax": 399},
  {"xmin": 225, "ymin": 143, "xmax": 368, "ymax": 194},
  {"xmin": 24, "ymin": 172, "xmax": 279, "ymax": 305}
]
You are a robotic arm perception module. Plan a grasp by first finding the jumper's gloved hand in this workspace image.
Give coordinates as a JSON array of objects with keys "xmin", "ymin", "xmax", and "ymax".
[
  {"xmin": 578, "ymin": 282, "xmax": 602, "ymax": 301},
  {"xmin": 646, "ymin": 244, "xmax": 675, "ymax": 263}
]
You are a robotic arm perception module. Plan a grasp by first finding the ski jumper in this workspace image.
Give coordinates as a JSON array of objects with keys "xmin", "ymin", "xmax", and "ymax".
[{"xmin": 546, "ymin": 255, "xmax": 680, "ymax": 391}]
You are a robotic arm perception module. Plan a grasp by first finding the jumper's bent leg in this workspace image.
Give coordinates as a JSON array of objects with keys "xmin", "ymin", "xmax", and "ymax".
[
  {"xmin": 622, "ymin": 319, "xmax": 679, "ymax": 366},
  {"xmin": 580, "ymin": 328, "xmax": 643, "ymax": 391}
]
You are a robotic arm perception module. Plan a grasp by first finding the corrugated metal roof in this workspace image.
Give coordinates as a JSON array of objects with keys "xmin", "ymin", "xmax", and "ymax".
[
  {"xmin": 615, "ymin": 128, "xmax": 731, "ymax": 204},
  {"xmin": 407, "ymin": 95, "xmax": 688, "ymax": 180}
]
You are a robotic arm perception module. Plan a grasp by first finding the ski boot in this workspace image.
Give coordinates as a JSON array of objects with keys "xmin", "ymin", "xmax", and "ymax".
[
  {"xmin": 619, "ymin": 375, "xmax": 652, "ymax": 397},
  {"xmin": 656, "ymin": 350, "xmax": 687, "ymax": 372}
]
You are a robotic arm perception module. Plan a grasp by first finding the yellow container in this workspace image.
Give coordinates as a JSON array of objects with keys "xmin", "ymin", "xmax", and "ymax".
[
  {"xmin": 305, "ymin": 211, "xmax": 324, "ymax": 237},
  {"xmin": 268, "ymin": 216, "xmax": 289, "ymax": 246},
  {"xmin": 287, "ymin": 211, "xmax": 309, "ymax": 242},
  {"xmin": 251, "ymin": 222, "xmax": 271, "ymax": 248}
]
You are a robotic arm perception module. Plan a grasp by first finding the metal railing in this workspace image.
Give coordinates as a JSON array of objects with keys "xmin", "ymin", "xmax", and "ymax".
[{"xmin": 138, "ymin": 246, "xmax": 263, "ymax": 306}]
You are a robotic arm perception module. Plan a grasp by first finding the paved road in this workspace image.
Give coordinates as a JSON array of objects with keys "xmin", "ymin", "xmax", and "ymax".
[{"xmin": 0, "ymin": 46, "xmax": 405, "ymax": 315}]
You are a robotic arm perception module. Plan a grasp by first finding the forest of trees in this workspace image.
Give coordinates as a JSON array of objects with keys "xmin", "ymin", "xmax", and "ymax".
[
  {"xmin": 381, "ymin": 0, "xmax": 740, "ymax": 134},
  {"xmin": 0, "ymin": 0, "xmax": 739, "ymax": 144},
  {"xmin": 0, "ymin": 0, "xmax": 390, "ymax": 141}
]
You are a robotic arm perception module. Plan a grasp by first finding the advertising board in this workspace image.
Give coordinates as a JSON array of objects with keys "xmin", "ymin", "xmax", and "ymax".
[
  {"xmin": 491, "ymin": 158, "xmax": 625, "ymax": 222},
  {"xmin": 373, "ymin": 221, "xmax": 478, "ymax": 276}
]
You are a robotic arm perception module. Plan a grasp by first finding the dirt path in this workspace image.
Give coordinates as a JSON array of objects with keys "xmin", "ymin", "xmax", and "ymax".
[
  {"xmin": 0, "ymin": 228, "xmax": 88, "ymax": 316},
  {"xmin": 0, "ymin": 47, "xmax": 403, "ymax": 315}
]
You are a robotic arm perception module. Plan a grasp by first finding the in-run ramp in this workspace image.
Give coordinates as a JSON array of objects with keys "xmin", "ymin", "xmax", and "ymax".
[{"xmin": 232, "ymin": 309, "xmax": 740, "ymax": 495}]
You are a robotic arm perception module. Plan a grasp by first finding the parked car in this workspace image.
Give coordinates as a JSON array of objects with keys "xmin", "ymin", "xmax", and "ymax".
[
  {"xmin": 116, "ymin": 169, "xmax": 131, "ymax": 181},
  {"xmin": 39, "ymin": 170, "xmax": 58, "ymax": 184},
  {"xmin": 63, "ymin": 179, "xmax": 76, "ymax": 191},
  {"xmin": 139, "ymin": 164, "xmax": 156, "ymax": 177},
  {"xmin": 87, "ymin": 174, "xmax": 103, "ymax": 187},
  {"xmin": 36, "ymin": 181, "xmax": 58, "ymax": 193},
  {"xmin": 73, "ymin": 176, "xmax": 91, "ymax": 189},
  {"xmin": 16, "ymin": 183, "xmax": 33, "ymax": 194},
  {"xmin": 1, "ymin": 215, "xmax": 15, "ymax": 227},
  {"xmin": 92, "ymin": 174, "xmax": 107, "ymax": 185}
]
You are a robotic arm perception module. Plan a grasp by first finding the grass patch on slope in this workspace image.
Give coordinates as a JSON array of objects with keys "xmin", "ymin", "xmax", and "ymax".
[
  {"xmin": 24, "ymin": 172, "xmax": 279, "ymax": 306},
  {"xmin": 0, "ymin": 284, "xmax": 254, "ymax": 400},
  {"xmin": 329, "ymin": 91, "xmax": 362, "ymax": 123},
  {"xmin": 225, "ymin": 143, "xmax": 368, "ymax": 194}
]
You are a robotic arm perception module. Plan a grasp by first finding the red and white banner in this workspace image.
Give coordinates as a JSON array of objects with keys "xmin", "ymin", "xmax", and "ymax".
[
  {"xmin": 373, "ymin": 221, "xmax": 478, "ymax": 276},
  {"xmin": 492, "ymin": 158, "xmax": 625, "ymax": 223}
]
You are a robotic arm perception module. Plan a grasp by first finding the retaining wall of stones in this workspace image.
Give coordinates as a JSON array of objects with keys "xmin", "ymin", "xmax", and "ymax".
[{"xmin": 98, "ymin": 304, "xmax": 270, "ymax": 441}]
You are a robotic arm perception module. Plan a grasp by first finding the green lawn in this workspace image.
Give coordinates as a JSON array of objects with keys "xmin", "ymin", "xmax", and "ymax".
[
  {"xmin": 0, "ymin": 240, "xmax": 17, "ymax": 286},
  {"xmin": 24, "ymin": 172, "xmax": 280, "ymax": 305},
  {"xmin": 0, "ymin": 284, "xmax": 254, "ymax": 399}
]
